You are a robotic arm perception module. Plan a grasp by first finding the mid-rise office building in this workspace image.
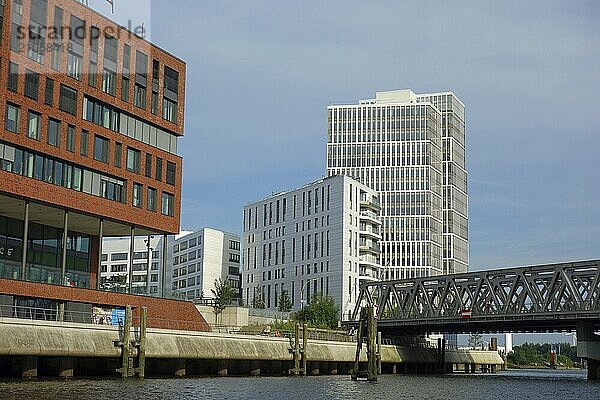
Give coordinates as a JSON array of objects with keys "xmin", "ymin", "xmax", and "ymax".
[
  {"xmin": 241, "ymin": 175, "xmax": 381, "ymax": 319},
  {"xmin": 0, "ymin": 0, "xmax": 193, "ymax": 321},
  {"xmin": 171, "ymin": 228, "xmax": 241, "ymax": 301},
  {"xmin": 327, "ymin": 89, "xmax": 468, "ymax": 280}
]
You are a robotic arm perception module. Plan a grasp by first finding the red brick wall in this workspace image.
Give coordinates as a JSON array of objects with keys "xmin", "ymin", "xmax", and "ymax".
[
  {"xmin": 0, "ymin": 0, "xmax": 185, "ymax": 234},
  {"xmin": 0, "ymin": 278, "xmax": 210, "ymax": 331}
]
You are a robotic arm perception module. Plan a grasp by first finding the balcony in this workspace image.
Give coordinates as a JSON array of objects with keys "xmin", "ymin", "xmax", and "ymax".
[
  {"xmin": 359, "ymin": 242, "xmax": 381, "ymax": 255},
  {"xmin": 360, "ymin": 196, "xmax": 381, "ymax": 212},
  {"xmin": 359, "ymin": 224, "xmax": 382, "ymax": 240},
  {"xmin": 359, "ymin": 254, "xmax": 380, "ymax": 268},
  {"xmin": 359, "ymin": 211, "xmax": 381, "ymax": 226}
]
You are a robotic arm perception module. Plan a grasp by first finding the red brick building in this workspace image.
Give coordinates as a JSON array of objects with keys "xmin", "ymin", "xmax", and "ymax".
[{"xmin": 0, "ymin": 0, "xmax": 207, "ymax": 329}]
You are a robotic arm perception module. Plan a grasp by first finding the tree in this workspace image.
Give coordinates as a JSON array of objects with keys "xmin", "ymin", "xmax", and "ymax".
[
  {"xmin": 252, "ymin": 287, "xmax": 265, "ymax": 309},
  {"xmin": 278, "ymin": 290, "xmax": 293, "ymax": 313},
  {"xmin": 211, "ymin": 278, "xmax": 235, "ymax": 326},
  {"xmin": 296, "ymin": 294, "xmax": 340, "ymax": 329},
  {"xmin": 468, "ymin": 333, "xmax": 484, "ymax": 349}
]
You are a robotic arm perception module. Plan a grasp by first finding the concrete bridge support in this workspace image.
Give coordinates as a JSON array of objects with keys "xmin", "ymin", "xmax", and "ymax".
[{"xmin": 577, "ymin": 321, "xmax": 600, "ymax": 380}]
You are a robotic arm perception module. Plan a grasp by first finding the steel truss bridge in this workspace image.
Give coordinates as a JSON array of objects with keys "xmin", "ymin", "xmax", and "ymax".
[{"xmin": 350, "ymin": 260, "xmax": 600, "ymax": 335}]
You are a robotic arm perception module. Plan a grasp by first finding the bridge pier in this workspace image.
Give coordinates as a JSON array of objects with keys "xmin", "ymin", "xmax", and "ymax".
[{"xmin": 577, "ymin": 321, "xmax": 600, "ymax": 380}]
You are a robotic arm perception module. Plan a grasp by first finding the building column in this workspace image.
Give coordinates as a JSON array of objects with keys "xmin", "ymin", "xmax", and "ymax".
[
  {"xmin": 128, "ymin": 226, "xmax": 135, "ymax": 294},
  {"xmin": 20, "ymin": 201, "xmax": 30, "ymax": 280},
  {"xmin": 96, "ymin": 219, "xmax": 104, "ymax": 290},
  {"xmin": 161, "ymin": 234, "xmax": 168, "ymax": 298},
  {"xmin": 61, "ymin": 210, "xmax": 69, "ymax": 285}
]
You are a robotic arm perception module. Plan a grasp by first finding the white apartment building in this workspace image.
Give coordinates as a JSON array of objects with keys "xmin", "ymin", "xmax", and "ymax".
[
  {"xmin": 100, "ymin": 235, "xmax": 170, "ymax": 296},
  {"xmin": 241, "ymin": 175, "xmax": 382, "ymax": 319},
  {"xmin": 171, "ymin": 228, "xmax": 241, "ymax": 301},
  {"xmin": 327, "ymin": 89, "xmax": 468, "ymax": 280}
]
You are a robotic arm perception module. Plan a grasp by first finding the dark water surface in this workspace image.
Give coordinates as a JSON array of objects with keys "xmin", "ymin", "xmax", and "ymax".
[{"xmin": 0, "ymin": 370, "xmax": 597, "ymax": 400}]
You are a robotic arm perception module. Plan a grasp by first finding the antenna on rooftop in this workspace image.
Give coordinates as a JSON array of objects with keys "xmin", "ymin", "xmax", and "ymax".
[{"xmin": 106, "ymin": 0, "xmax": 115, "ymax": 14}]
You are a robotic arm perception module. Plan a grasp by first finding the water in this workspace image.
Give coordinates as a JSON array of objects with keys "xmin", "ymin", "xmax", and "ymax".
[{"xmin": 0, "ymin": 370, "xmax": 598, "ymax": 400}]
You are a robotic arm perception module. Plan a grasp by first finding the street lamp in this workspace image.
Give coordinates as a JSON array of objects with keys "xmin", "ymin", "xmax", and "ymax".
[{"xmin": 144, "ymin": 235, "xmax": 154, "ymax": 296}]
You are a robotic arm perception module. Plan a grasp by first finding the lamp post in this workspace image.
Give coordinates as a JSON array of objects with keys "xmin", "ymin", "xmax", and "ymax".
[{"xmin": 144, "ymin": 235, "xmax": 154, "ymax": 296}]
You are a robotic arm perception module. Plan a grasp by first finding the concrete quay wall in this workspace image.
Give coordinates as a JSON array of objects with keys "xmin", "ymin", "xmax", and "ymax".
[{"xmin": 0, "ymin": 318, "xmax": 504, "ymax": 378}]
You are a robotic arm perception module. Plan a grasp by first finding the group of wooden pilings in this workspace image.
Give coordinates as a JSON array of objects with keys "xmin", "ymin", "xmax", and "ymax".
[
  {"xmin": 352, "ymin": 306, "xmax": 381, "ymax": 382},
  {"xmin": 290, "ymin": 322, "xmax": 308, "ymax": 375},
  {"xmin": 114, "ymin": 305, "xmax": 147, "ymax": 378}
]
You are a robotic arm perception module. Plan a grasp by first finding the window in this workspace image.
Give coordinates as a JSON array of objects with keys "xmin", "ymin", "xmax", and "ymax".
[
  {"xmin": 59, "ymin": 84, "xmax": 78, "ymax": 115},
  {"xmin": 111, "ymin": 253, "xmax": 128, "ymax": 261},
  {"xmin": 27, "ymin": 0, "xmax": 48, "ymax": 63},
  {"xmin": 47, "ymin": 119, "xmax": 61, "ymax": 147},
  {"xmin": 27, "ymin": 111, "xmax": 41, "ymax": 140},
  {"xmin": 88, "ymin": 26, "xmax": 99, "ymax": 88},
  {"xmin": 161, "ymin": 192, "xmax": 174, "ymax": 216},
  {"xmin": 80, "ymin": 130, "xmax": 89, "ymax": 156},
  {"xmin": 5, "ymin": 103, "xmax": 21, "ymax": 133},
  {"xmin": 66, "ymin": 125, "xmax": 75, "ymax": 152},
  {"xmin": 8, "ymin": 62, "xmax": 18, "ymax": 92},
  {"xmin": 166, "ymin": 161, "xmax": 176, "ymax": 185},
  {"xmin": 114, "ymin": 142, "xmax": 122, "ymax": 167},
  {"xmin": 102, "ymin": 35, "xmax": 118, "ymax": 95},
  {"xmin": 133, "ymin": 183, "xmax": 143, "ymax": 208},
  {"xmin": 126, "ymin": 148, "xmax": 141, "ymax": 173},
  {"xmin": 134, "ymin": 50, "xmax": 148, "ymax": 109},
  {"xmin": 155, "ymin": 157, "xmax": 163, "ymax": 181},
  {"xmin": 67, "ymin": 16, "xmax": 84, "ymax": 80},
  {"xmin": 44, "ymin": 78, "xmax": 54, "ymax": 105},
  {"xmin": 121, "ymin": 44, "xmax": 131, "ymax": 102},
  {"xmin": 24, "ymin": 70, "xmax": 40, "ymax": 100},
  {"xmin": 94, "ymin": 135, "xmax": 110, "ymax": 163},
  {"xmin": 163, "ymin": 99, "xmax": 177, "ymax": 123},
  {"xmin": 147, "ymin": 187, "xmax": 157, "ymax": 211},
  {"xmin": 163, "ymin": 66, "xmax": 179, "ymax": 123},
  {"xmin": 145, "ymin": 153, "xmax": 152, "ymax": 177}
]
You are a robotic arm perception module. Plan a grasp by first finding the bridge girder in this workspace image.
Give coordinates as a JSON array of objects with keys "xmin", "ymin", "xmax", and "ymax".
[{"xmin": 350, "ymin": 259, "xmax": 600, "ymax": 334}]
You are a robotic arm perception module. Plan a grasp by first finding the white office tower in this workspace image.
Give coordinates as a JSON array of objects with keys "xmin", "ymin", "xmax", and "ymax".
[
  {"xmin": 327, "ymin": 89, "xmax": 468, "ymax": 280},
  {"xmin": 171, "ymin": 228, "xmax": 241, "ymax": 301},
  {"xmin": 100, "ymin": 235, "xmax": 170, "ymax": 296},
  {"xmin": 241, "ymin": 175, "xmax": 382, "ymax": 319}
]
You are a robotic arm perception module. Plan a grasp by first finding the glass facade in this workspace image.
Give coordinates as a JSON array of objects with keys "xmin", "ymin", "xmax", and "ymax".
[{"xmin": 0, "ymin": 215, "xmax": 92, "ymax": 288}]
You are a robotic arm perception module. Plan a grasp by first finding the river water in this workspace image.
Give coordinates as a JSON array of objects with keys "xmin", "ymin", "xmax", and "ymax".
[{"xmin": 0, "ymin": 370, "xmax": 598, "ymax": 400}]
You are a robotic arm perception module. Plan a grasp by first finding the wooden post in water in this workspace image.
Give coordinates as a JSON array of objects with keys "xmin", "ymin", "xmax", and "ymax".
[
  {"xmin": 136, "ymin": 306, "xmax": 147, "ymax": 378},
  {"xmin": 351, "ymin": 309, "xmax": 365, "ymax": 381},
  {"xmin": 116, "ymin": 305, "xmax": 133, "ymax": 378},
  {"xmin": 377, "ymin": 331, "xmax": 382, "ymax": 375},
  {"xmin": 301, "ymin": 324, "xmax": 308, "ymax": 376},
  {"xmin": 366, "ymin": 306, "xmax": 378, "ymax": 382},
  {"xmin": 292, "ymin": 323, "xmax": 301, "ymax": 375}
]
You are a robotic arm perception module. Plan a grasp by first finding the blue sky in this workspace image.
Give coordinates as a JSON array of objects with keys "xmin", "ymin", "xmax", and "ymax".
[{"xmin": 100, "ymin": 0, "xmax": 600, "ymax": 271}]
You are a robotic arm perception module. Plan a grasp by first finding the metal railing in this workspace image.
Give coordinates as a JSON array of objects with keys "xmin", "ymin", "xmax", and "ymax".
[{"xmin": 0, "ymin": 305, "xmax": 95, "ymax": 324}]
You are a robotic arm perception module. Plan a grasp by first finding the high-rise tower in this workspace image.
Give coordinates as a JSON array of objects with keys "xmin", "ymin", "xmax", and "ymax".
[{"xmin": 327, "ymin": 89, "xmax": 468, "ymax": 280}]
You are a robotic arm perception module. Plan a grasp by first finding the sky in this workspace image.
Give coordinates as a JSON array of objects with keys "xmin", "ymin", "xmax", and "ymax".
[{"xmin": 97, "ymin": 0, "xmax": 600, "ymax": 271}]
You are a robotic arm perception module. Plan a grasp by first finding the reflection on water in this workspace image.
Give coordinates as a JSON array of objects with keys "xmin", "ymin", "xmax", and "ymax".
[{"xmin": 0, "ymin": 370, "xmax": 598, "ymax": 400}]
